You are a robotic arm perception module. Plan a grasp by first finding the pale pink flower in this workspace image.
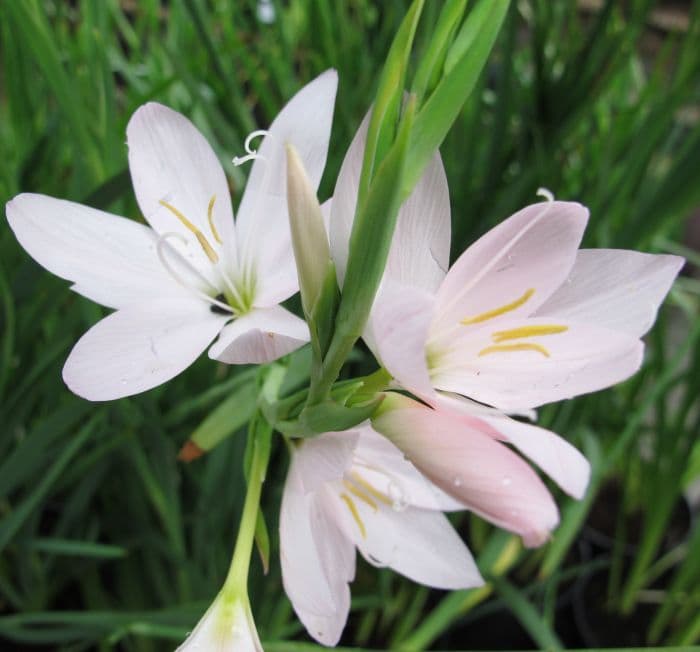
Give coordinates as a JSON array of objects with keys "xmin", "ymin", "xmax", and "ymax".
[
  {"xmin": 280, "ymin": 425, "xmax": 482, "ymax": 646},
  {"xmin": 6, "ymin": 70, "xmax": 337, "ymax": 400},
  {"xmin": 176, "ymin": 592, "xmax": 262, "ymax": 652},
  {"xmin": 330, "ymin": 119, "xmax": 684, "ymax": 414}
]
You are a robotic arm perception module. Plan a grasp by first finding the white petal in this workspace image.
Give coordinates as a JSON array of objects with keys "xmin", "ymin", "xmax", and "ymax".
[
  {"xmin": 353, "ymin": 426, "xmax": 461, "ymax": 512},
  {"xmin": 127, "ymin": 102, "xmax": 237, "ymax": 276},
  {"xmin": 6, "ymin": 194, "xmax": 184, "ymax": 309},
  {"xmin": 330, "ymin": 112, "xmax": 451, "ymax": 293},
  {"xmin": 331, "ymin": 491, "xmax": 482, "ymax": 590},
  {"xmin": 208, "ymin": 305, "xmax": 309, "ymax": 364},
  {"xmin": 235, "ymin": 70, "xmax": 338, "ymax": 306},
  {"xmin": 63, "ymin": 298, "xmax": 228, "ymax": 401},
  {"xmin": 295, "ymin": 431, "xmax": 358, "ymax": 494},
  {"xmin": 280, "ymin": 448, "xmax": 354, "ymax": 647},
  {"xmin": 479, "ymin": 416, "xmax": 591, "ymax": 499},
  {"xmin": 536, "ymin": 249, "xmax": 684, "ymax": 337}
]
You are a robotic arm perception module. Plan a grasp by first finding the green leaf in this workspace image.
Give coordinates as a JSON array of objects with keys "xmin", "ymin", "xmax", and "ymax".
[
  {"xmin": 411, "ymin": 0, "xmax": 468, "ymax": 104},
  {"xmin": 357, "ymin": 0, "xmax": 425, "ymax": 206},
  {"xmin": 254, "ymin": 509, "xmax": 270, "ymax": 575},
  {"xmin": 404, "ymin": 0, "xmax": 510, "ymax": 196},
  {"xmin": 188, "ymin": 381, "xmax": 257, "ymax": 454}
]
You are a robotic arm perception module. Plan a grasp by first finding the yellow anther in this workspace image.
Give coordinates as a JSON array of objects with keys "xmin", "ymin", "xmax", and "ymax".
[
  {"xmin": 159, "ymin": 199, "xmax": 219, "ymax": 264},
  {"xmin": 478, "ymin": 342, "xmax": 551, "ymax": 358},
  {"xmin": 492, "ymin": 324, "xmax": 568, "ymax": 342},
  {"xmin": 461, "ymin": 288, "xmax": 535, "ymax": 325},
  {"xmin": 207, "ymin": 195, "xmax": 223, "ymax": 244},
  {"xmin": 344, "ymin": 480, "xmax": 378, "ymax": 512},
  {"xmin": 349, "ymin": 472, "xmax": 392, "ymax": 506},
  {"xmin": 340, "ymin": 493, "xmax": 366, "ymax": 539}
]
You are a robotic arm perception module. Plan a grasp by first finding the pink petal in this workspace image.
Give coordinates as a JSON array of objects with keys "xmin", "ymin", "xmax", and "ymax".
[
  {"xmin": 368, "ymin": 280, "xmax": 436, "ymax": 398},
  {"xmin": 431, "ymin": 316, "xmax": 644, "ymax": 410},
  {"xmin": 536, "ymin": 249, "xmax": 684, "ymax": 337},
  {"xmin": 479, "ymin": 416, "xmax": 591, "ymax": 499},
  {"xmin": 235, "ymin": 70, "xmax": 338, "ymax": 307},
  {"xmin": 63, "ymin": 298, "xmax": 228, "ymax": 401},
  {"xmin": 280, "ymin": 446, "xmax": 354, "ymax": 647},
  {"xmin": 208, "ymin": 305, "xmax": 308, "ymax": 364},
  {"xmin": 432, "ymin": 201, "xmax": 588, "ymax": 343},
  {"xmin": 6, "ymin": 194, "xmax": 185, "ymax": 310},
  {"xmin": 127, "ymin": 103, "xmax": 237, "ymax": 277},
  {"xmin": 373, "ymin": 399, "xmax": 559, "ymax": 547}
]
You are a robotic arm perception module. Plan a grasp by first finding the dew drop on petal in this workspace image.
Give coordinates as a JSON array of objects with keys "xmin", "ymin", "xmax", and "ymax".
[
  {"xmin": 452, "ymin": 475, "xmax": 463, "ymax": 488},
  {"xmin": 502, "ymin": 476, "xmax": 512, "ymax": 487},
  {"xmin": 388, "ymin": 480, "xmax": 409, "ymax": 512}
]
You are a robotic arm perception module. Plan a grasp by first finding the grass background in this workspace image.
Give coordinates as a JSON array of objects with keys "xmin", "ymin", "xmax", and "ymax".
[{"xmin": 1, "ymin": 1, "xmax": 699, "ymax": 650}]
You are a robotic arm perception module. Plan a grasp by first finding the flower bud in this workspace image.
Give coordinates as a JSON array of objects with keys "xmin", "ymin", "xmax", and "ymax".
[
  {"xmin": 285, "ymin": 143, "xmax": 331, "ymax": 316},
  {"xmin": 176, "ymin": 592, "xmax": 262, "ymax": 652}
]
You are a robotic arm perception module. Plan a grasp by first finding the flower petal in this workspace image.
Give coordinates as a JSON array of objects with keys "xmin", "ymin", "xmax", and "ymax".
[
  {"xmin": 535, "ymin": 249, "xmax": 684, "ymax": 337},
  {"xmin": 432, "ymin": 201, "xmax": 588, "ymax": 341},
  {"xmin": 353, "ymin": 426, "xmax": 464, "ymax": 512},
  {"xmin": 367, "ymin": 281, "xmax": 436, "ymax": 398},
  {"xmin": 331, "ymin": 491, "xmax": 482, "ymax": 589},
  {"xmin": 63, "ymin": 298, "xmax": 228, "ymax": 401},
  {"xmin": 6, "ymin": 194, "xmax": 186, "ymax": 310},
  {"xmin": 127, "ymin": 102, "xmax": 237, "ymax": 276},
  {"xmin": 295, "ymin": 431, "xmax": 358, "ymax": 494},
  {"xmin": 281, "ymin": 447, "xmax": 354, "ymax": 647},
  {"xmin": 208, "ymin": 305, "xmax": 308, "ymax": 364},
  {"xmin": 478, "ymin": 416, "xmax": 591, "ymax": 499},
  {"xmin": 330, "ymin": 112, "xmax": 451, "ymax": 293},
  {"xmin": 431, "ymin": 316, "xmax": 644, "ymax": 410},
  {"xmin": 235, "ymin": 70, "xmax": 338, "ymax": 306},
  {"xmin": 374, "ymin": 399, "xmax": 560, "ymax": 547}
]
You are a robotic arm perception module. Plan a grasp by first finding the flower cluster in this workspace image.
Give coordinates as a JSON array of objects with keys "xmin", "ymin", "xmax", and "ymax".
[{"xmin": 6, "ymin": 70, "xmax": 683, "ymax": 649}]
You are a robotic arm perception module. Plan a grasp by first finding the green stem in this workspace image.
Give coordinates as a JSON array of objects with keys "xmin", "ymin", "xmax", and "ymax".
[{"xmin": 223, "ymin": 417, "xmax": 272, "ymax": 596}]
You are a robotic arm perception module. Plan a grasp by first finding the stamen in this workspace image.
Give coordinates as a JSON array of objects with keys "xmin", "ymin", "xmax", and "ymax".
[
  {"xmin": 478, "ymin": 342, "xmax": 550, "ymax": 358},
  {"xmin": 156, "ymin": 233, "xmax": 234, "ymax": 315},
  {"xmin": 232, "ymin": 129, "xmax": 269, "ymax": 166},
  {"xmin": 159, "ymin": 200, "xmax": 219, "ymax": 263},
  {"xmin": 349, "ymin": 471, "xmax": 392, "ymax": 507},
  {"xmin": 536, "ymin": 187, "xmax": 555, "ymax": 202},
  {"xmin": 492, "ymin": 324, "xmax": 568, "ymax": 342},
  {"xmin": 343, "ymin": 480, "xmax": 378, "ymax": 512},
  {"xmin": 461, "ymin": 288, "xmax": 535, "ymax": 325},
  {"xmin": 339, "ymin": 493, "xmax": 366, "ymax": 538},
  {"xmin": 207, "ymin": 195, "xmax": 223, "ymax": 244}
]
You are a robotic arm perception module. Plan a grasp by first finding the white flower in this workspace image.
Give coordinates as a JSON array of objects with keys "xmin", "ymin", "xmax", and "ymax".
[
  {"xmin": 279, "ymin": 425, "xmax": 482, "ymax": 646},
  {"xmin": 6, "ymin": 70, "xmax": 338, "ymax": 400}
]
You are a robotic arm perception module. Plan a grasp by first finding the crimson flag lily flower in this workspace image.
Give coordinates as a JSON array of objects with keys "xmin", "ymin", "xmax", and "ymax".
[
  {"xmin": 6, "ymin": 70, "xmax": 337, "ymax": 400},
  {"xmin": 280, "ymin": 425, "xmax": 482, "ymax": 646},
  {"xmin": 330, "ymin": 118, "xmax": 684, "ymax": 414}
]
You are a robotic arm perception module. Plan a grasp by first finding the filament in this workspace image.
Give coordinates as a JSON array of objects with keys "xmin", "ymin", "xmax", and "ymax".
[
  {"xmin": 461, "ymin": 289, "xmax": 535, "ymax": 325},
  {"xmin": 156, "ymin": 233, "xmax": 234, "ymax": 314},
  {"xmin": 339, "ymin": 493, "xmax": 366, "ymax": 538},
  {"xmin": 158, "ymin": 200, "xmax": 219, "ymax": 263}
]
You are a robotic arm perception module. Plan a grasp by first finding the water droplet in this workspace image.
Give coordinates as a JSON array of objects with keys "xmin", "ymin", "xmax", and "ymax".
[
  {"xmin": 509, "ymin": 508, "xmax": 519, "ymax": 517},
  {"xmin": 502, "ymin": 476, "xmax": 512, "ymax": 487},
  {"xmin": 120, "ymin": 378, "xmax": 128, "ymax": 385},
  {"xmin": 452, "ymin": 475, "xmax": 463, "ymax": 488},
  {"xmin": 388, "ymin": 480, "xmax": 408, "ymax": 512}
]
